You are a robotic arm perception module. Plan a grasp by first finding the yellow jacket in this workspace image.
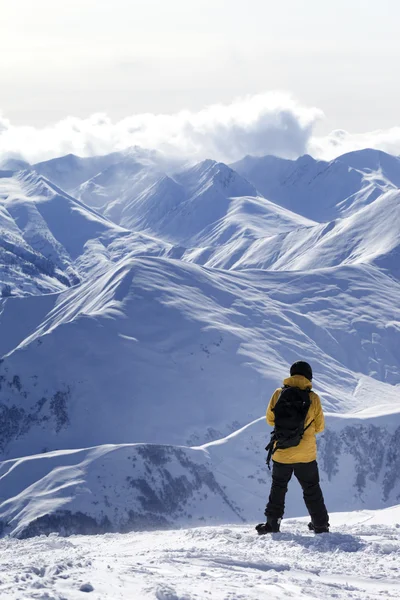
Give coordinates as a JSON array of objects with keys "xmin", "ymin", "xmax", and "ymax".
[{"xmin": 266, "ymin": 374, "xmax": 324, "ymax": 464}]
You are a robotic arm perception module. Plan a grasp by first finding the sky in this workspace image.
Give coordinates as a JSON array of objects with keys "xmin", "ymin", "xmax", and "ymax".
[{"xmin": 1, "ymin": 0, "xmax": 400, "ymax": 163}]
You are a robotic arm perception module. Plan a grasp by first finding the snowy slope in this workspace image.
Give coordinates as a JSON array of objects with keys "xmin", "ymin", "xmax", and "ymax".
[
  {"xmin": 156, "ymin": 161, "xmax": 258, "ymax": 244},
  {"xmin": 1, "ymin": 511, "xmax": 400, "ymax": 599},
  {"xmin": 34, "ymin": 147, "xmax": 180, "ymax": 196},
  {"xmin": 33, "ymin": 152, "xmax": 123, "ymax": 192},
  {"xmin": 180, "ymin": 195, "xmax": 316, "ymax": 269},
  {"xmin": 232, "ymin": 148, "xmax": 400, "ymax": 221},
  {"xmin": 208, "ymin": 188, "xmax": 400, "ymax": 275},
  {"xmin": 75, "ymin": 159, "xmax": 259, "ymax": 245},
  {"xmin": 5, "ymin": 171, "xmax": 128, "ymax": 261},
  {"xmin": 0, "ymin": 207, "xmax": 65, "ymax": 296},
  {"xmin": 0, "ymin": 170, "xmax": 130, "ymax": 295},
  {"xmin": 75, "ymin": 157, "xmax": 161, "ymax": 215},
  {"xmin": 0, "ymin": 292, "xmax": 58, "ymax": 357},
  {"xmin": 337, "ymin": 148, "xmax": 400, "ymax": 187},
  {"xmin": 0, "ymin": 443, "xmax": 243, "ymax": 538},
  {"xmin": 0, "ymin": 256, "xmax": 399, "ymax": 462}
]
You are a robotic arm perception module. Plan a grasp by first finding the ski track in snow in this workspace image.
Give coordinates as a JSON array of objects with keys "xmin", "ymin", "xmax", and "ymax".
[{"xmin": 1, "ymin": 513, "xmax": 400, "ymax": 600}]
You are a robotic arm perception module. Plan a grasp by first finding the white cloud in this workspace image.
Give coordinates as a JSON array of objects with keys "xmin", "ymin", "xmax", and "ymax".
[
  {"xmin": 0, "ymin": 93, "xmax": 322, "ymax": 164},
  {"xmin": 1, "ymin": 94, "xmax": 399, "ymax": 166},
  {"xmin": 310, "ymin": 128, "xmax": 400, "ymax": 160}
]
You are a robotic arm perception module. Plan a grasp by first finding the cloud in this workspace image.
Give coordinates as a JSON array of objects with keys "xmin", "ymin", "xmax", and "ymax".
[
  {"xmin": 0, "ymin": 93, "xmax": 322, "ymax": 164},
  {"xmin": 1, "ymin": 95, "xmax": 399, "ymax": 166},
  {"xmin": 310, "ymin": 127, "xmax": 400, "ymax": 160}
]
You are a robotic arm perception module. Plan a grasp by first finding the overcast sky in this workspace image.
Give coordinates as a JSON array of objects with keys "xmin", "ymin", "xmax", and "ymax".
[{"xmin": 1, "ymin": 0, "xmax": 400, "ymax": 162}]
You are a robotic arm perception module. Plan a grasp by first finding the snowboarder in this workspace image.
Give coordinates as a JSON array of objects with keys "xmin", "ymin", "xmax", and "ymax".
[{"xmin": 256, "ymin": 361, "xmax": 329, "ymax": 535}]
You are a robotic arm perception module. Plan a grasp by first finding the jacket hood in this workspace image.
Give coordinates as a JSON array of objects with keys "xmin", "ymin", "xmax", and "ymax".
[{"xmin": 283, "ymin": 374, "xmax": 312, "ymax": 390}]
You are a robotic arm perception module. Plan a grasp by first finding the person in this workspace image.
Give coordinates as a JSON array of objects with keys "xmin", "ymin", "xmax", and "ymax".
[{"xmin": 256, "ymin": 361, "xmax": 329, "ymax": 534}]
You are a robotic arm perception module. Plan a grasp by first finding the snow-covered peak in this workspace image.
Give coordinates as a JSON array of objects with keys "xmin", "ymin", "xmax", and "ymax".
[
  {"xmin": 335, "ymin": 147, "xmax": 400, "ymax": 187},
  {"xmin": 0, "ymin": 170, "xmax": 128, "ymax": 295},
  {"xmin": 176, "ymin": 159, "xmax": 257, "ymax": 198},
  {"xmin": 336, "ymin": 147, "xmax": 398, "ymax": 170},
  {"xmin": 33, "ymin": 152, "xmax": 123, "ymax": 193},
  {"xmin": 74, "ymin": 157, "xmax": 259, "ymax": 245},
  {"xmin": 232, "ymin": 148, "xmax": 400, "ymax": 222}
]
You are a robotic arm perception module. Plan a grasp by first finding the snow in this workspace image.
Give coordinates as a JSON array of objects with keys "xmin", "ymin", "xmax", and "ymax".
[
  {"xmin": 0, "ymin": 145, "xmax": 400, "ymax": 595},
  {"xmin": 1, "ymin": 256, "xmax": 399, "ymax": 464},
  {"xmin": 1, "ymin": 509, "xmax": 400, "ymax": 599},
  {"xmin": 336, "ymin": 148, "xmax": 400, "ymax": 188},
  {"xmin": 0, "ymin": 292, "xmax": 57, "ymax": 356},
  {"xmin": 0, "ymin": 443, "xmax": 243, "ymax": 538},
  {"xmin": 76, "ymin": 158, "xmax": 259, "ymax": 245},
  {"xmin": 3, "ymin": 148, "xmax": 400, "ymax": 294},
  {"xmin": 64, "ymin": 148, "xmax": 400, "ymax": 276},
  {"xmin": 33, "ymin": 153, "xmax": 124, "ymax": 192},
  {"xmin": 7, "ymin": 171, "xmax": 127, "ymax": 260},
  {"xmin": 232, "ymin": 148, "xmax": 400, "ymax": 221},
  {"xmin": 0, "ymin": 170, "xmax": 130, "ymax": 295}
]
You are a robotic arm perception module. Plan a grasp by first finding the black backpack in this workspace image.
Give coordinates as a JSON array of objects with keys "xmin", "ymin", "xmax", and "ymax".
[{"xmin": 265, "ymin": 386, "xmax": 314, "ymax": 468}]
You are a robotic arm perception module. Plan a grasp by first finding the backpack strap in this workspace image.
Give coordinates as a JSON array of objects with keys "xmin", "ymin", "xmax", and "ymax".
[
  {"xmin": 265, "ymin": 432, "xmax": 277, "ymax": 470},
  {"xmin": 303, "ymin": 419, "xmax": 314, "ymax": 433}
]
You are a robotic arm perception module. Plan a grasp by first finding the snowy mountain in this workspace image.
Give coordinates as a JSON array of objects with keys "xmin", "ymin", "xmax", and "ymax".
[
  {"xmin": 32, "ymin": 147, "xmax": 174, "ymax": 194},
  {"xmin": 337, "ymin": 148, "xmax": 400, "ymax": 186},
  {"xmin": 232, "ymin": 148, "xmax": 400, "ymax": 221},
  {"xmin": 0, "ymin": 146, "xmax": 400, "ymax": 542},
  {"xmin": 75, "ymin": 158, "xmax": 258, "ymax": 244},
  {"xmin": 1, "ymin": 258, "xmax": 399, "ymax": 459},
  {"xmin": 199, "ymin": 188, "xmax": 400, "ymax": 274},
  {"xmin": 69, "ymin": 149, "xmax": 400, "ymax": 275},
  {"xmin": 0, "ymin": 170, "xmax": 129, "ymax": 295},
  {"xmin": 33, "ymin": 153, "xmax": 122, "ymax": 192},
  {"xmin": 75, "ymin": 156, "xmax": 161, "ymax": 216}
]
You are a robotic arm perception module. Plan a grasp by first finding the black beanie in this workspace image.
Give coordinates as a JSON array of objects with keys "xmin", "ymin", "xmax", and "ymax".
[{"xmin": 290, "ymin": 361, "xmax": 312, "ymax": 381}]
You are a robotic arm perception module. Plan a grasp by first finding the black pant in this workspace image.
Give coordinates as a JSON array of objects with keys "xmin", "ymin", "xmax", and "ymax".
[{"xmin": 265, "ymin": 460, "xmax": 329, "ymax": 526}]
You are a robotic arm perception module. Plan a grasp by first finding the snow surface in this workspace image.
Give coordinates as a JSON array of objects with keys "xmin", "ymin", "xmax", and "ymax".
[{"xmin": 1, "ymin": 509, "xmax": 400, "ymax": 599}]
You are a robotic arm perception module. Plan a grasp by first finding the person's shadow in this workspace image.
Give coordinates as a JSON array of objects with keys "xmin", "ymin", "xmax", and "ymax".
[{"xmin": 273, "ymin": 531, "xmax": 364, "ymax": 553}]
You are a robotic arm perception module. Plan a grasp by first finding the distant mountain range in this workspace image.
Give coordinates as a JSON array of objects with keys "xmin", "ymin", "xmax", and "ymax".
[{"xmin": 0, "ymin": 147, "xmax": 399, "ymax": 536}]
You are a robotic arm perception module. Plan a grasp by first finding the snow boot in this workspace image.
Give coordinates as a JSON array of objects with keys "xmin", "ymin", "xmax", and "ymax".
[
  {"xmin": 256, "ymin": 518, "xmax": 281, "ymax": 535},
  {"xmin": 308, "ymin": 521, "xmax": 330, "ymax": 534}
]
